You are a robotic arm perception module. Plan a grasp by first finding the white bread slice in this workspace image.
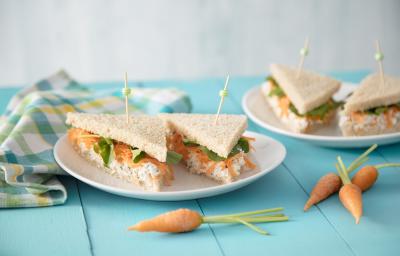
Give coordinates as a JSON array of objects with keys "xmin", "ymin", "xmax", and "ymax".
[
  {"xmin": 66, "ymin": 112, "xmax": 167, "ymax": 162},
  {"xmin": 344, "ymin": 73, "xmax": 400, "ymax": 114},
  {"xmin": 158, "ymin": 113, "xmax": 247, "ymax": 158},
  {"xmin": 270, "ymin": 64, "xmax": 341, "ymax": 114}
]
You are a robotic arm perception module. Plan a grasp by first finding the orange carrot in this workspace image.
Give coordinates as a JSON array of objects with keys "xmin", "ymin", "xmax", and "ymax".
[
  {"xmin": 128, "ymin": 207, "xmax": 288, "ymax": 235},
  {"xmin": 303, "ymin": 145, "xmax": 375, "ymax": 211},
  {"xmin": 339, "ymin": 183, "xmax": 363, "ymax": 224},
  {"xmin": 351, "ymin": 166, "xmax": 378, "ymax": 192},
  {"xmin": 129, "ymin": 208, "xmax": 202, "ymax": 233},
  {"xmin": 304, "ymin": 173, "xmax": 342, "ymax": 211},
  {"xmin": 351, "ymin": 163, "xmax": 400, "ymax": 192},
  {"xmin": 337, "ymin": 157, "xmax": 363, "ymax": 224}
]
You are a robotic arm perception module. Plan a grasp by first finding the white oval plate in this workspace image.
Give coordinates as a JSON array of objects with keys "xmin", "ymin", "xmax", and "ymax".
[
  {"xmin": 53, "ymin": 131, "xmax": 286, "ymax": 201},
  {"xmin": 242, "ymin": 82, "xmax": 400, "ymax": 148}
]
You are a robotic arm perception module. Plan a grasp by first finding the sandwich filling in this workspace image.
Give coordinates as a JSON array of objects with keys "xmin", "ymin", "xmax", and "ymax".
[
  {"xmin": 68, "ymin": 128, "xmax": 181, "ymax": 191},
  {"xmin": 166, "ymin": 131, "xmax": 256, "ymax": 183},
  {"xmin": 339, "ymin": 103, "xmax": 400, "ymax": 135},
  {"xmin": 262, "ymin": 76, "xmax": 341, "ymax": 132}
]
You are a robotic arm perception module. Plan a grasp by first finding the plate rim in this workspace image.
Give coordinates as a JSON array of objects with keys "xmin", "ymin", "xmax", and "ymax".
[
  {"xmin": 53, "ymin": 131, "xmax": 286, "ymax": 200},
  {"xmin": 242, "ymin": 84, "xmax": 400, "ymax": 143}
]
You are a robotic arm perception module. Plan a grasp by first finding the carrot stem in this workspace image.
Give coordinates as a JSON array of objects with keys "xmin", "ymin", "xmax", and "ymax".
[
  {"xmin": 374, "ymin": 163, "xmax": 400, "ymax": 169},
  {"xmin": 204, "ymin": 207, "xmax": 283, "ymax": 219},
  {"xmin": 347, "ymin": 157, "xmax": 369, "ymax": 173},
  {"xmin": 347, "ymin": 144, "xmax": 377, "ymax": 173},
  {"xmin": 203, "ymin": 216, "xmax": 288, "ymax": 223},
  {"xmin": 228, "ymin": 217, "xmax": 269, "ymax": 235},
  {"xmin": 336, "ymin": 157, "xmax": 351, "ymax": 184}
]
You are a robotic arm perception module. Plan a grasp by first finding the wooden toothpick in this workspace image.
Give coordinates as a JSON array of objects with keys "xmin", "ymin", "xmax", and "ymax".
[
  {"xmin": 214, "ymin": 75, "xmax": 230, "ymax": 125},
  {"xmin": 375, "ymin": 40, "xmax": 385, "ymax": 86},
  {"xmin": 122, "ymin": 72, "xmax": 132, "ymax": 124},
  {"xmin": 296, "ymin": 37, "xmax": 309, "ymax": 78}
]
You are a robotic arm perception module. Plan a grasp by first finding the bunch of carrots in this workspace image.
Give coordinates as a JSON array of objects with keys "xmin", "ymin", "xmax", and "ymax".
[
  {"xmin": 128, "ymin": 207, "xmax": 288, "ymax": 235},
  {"xmin": 304, "ymin": 144, "xmax": 400, "ymax": 223}
]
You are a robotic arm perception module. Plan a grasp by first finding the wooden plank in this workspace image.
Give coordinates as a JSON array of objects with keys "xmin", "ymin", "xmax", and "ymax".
[
  {"xmin": 0, "ymin": 177, "xmax": 92, "ymax": 256},
  {"xmin": 77, "ymin": 181, "xmax": 223, "ymax": 256}
]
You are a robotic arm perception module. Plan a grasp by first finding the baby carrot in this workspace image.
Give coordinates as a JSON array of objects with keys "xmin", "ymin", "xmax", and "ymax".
[
  {"xmin": 303, "ymin": 173, "xmax": 342, "ymax": 211},
  {"xmin": 351, "ymin": 163, "xmax": 400, "ymax": 192},
  {"xmin": 128, "ymin": 208, "xmax": 202, "ymax": 233},
  {"xmin": 128, "ymin": 207, "xmax": 288, "ymax": 235},
  {"xmin": 303, "ymin": 145, "xmax": 374, "ymax": 211},
  {"xmin": 337, "ymin": 157, "xmax": 363, "ymax": 224}
]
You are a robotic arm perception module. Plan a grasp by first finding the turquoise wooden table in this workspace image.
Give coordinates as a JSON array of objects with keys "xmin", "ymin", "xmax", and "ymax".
[{"xmin": 1, "ymin": 72, "xmax": 399, "ymax": 256}]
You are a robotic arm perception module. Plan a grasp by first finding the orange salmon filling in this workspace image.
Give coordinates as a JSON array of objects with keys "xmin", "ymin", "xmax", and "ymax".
[{"xmin": 68, "ymin": 128, "xmax": 173, "ymax": 183}]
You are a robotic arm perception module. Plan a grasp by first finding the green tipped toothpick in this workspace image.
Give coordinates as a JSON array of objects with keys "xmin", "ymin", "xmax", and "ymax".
[
  {"xmin": 375, "ymin": 40, "xmax": 385, "ymax": 86},
  {"xmin": 122, "ymin": 72, "xmax": 132, "ymax": 123},
  {"xmin": 296, "ymin": 37, "xmax": 309, "ymax": 78},
  {"xmin": 214, "ymin": 75, "xmax": 230, "ymax": 125}
]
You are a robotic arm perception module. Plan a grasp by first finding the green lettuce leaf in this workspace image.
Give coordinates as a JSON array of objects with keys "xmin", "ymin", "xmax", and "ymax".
[
  {"xmin": 228, "ymin": 138, "xmax": 250, "ymax": 157},
  {"xmin": 289, "ymin": 100, "xmax": 343, "ymax": 119},
  {"xmin": 199, "ymin": 146, "xmax": 226, "ymax": 162},
  {"xmin": 131, "ymin": 147, "xmax": 146, "ymax": 163},
  {"xmin": 93, "ymin": 137, "xmax": 114, "ymax": 167},
  {"xmin": 266, "ymin": 76, "xmax": 285, "ymax": 98},
  {"xmin": 182, "ymin": 138, "xmax": 199, "ymax": 147},
  {"xmin": 166, "ymin": 151, "xmax": 183, "ymax": 164}
]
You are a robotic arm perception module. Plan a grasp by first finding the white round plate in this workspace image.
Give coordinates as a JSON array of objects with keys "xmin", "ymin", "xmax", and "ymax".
[
  {"xmin": 53, "ymin": 131, "xmax": 286, "ymax": 201},
  {"xmin": 242, "ymin": 82, "xmax": 400, "ymax": 148}
]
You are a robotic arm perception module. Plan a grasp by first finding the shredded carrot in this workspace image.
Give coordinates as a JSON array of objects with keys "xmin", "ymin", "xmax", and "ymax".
[
  {"xmin": 68, "ymin": 128, "xmax": 99, "ymax": 149},
  {"xmin": 384, "ymin": 111, "xmax": 393, "ymax": 128},
  {"xmin": 206, "ymin": 162, "xmax": 217, "ymax": 175},
  {"xmin": 350, "ymin": 112, "xmax": 365, "ymax": 124},
  {"xmin": 279, "ymin": 97, "xmax": 290, "ymax": 117}
]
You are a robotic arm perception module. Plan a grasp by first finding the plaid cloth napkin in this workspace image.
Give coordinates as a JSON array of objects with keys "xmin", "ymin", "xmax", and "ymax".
[{"xmin": 0, "ymin": 70, "xmax": 192, "ymax": 208}]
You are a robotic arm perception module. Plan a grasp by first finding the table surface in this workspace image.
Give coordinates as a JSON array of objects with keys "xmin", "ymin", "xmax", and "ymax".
[{"xmin": 1, "ymin": 71, "xmax": 399, "ymax": 256}]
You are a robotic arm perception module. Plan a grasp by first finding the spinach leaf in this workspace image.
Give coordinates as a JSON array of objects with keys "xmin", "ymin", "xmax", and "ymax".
[
  {"xmin": 93, "ymin": 137, "xmax": 114, "ymax": 167},
  {"xmin": 266, "ymin": 76, "xmax": 285, "ymax": 98},
  {"xmin": 166, "ymin": 151, "xmax": 183, "ymax": 164},
  {"xmin": 268, "ymin": 86, "xmax": 286, "ymax": 98},
  {"xmin": 182, "ymin": 138, "xmax": 199, "ymax": 147},
  {"xmin": 199, "ymin": 146, "xmax": 226, "ymax": 162},
  {"xmin": 289, "ymin": 100, "xmax": 342, "ymax": 119},
  {"xmin": 229, "ymin": 138, "xmax": 249, "ymax": 157},
  {"xmin": 131, "ymin": 148, "xmax": 146, "ymax": 163}
]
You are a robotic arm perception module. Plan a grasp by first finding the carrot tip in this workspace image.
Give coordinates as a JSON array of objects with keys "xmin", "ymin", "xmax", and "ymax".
[
  {"xmin": 355, "ymin": 217, "xmax": 361, "ymax": 224},
  {"xmin": 304, "ymin": 200, "xmax": 313, "ymax": 211},
  {"xmin": 127, "ymin": 225, "xmax": 137, "ymax": 231}
]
